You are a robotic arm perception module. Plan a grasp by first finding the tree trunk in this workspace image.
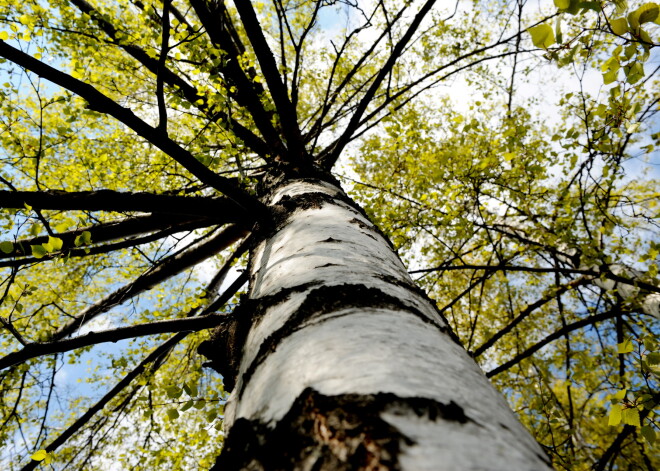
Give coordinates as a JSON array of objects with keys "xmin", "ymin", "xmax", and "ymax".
[{"xmin": 204, "ymin": 175, "xmax": 553, "ymax": 470}]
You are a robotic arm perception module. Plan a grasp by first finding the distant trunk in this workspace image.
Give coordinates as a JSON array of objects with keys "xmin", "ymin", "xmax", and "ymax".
[{"xmin": 205, "ymin": 175, "xmax": 553, "ymax": 470}]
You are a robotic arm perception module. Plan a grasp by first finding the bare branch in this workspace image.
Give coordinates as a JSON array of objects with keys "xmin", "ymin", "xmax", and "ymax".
[
  {"xmin": 0, "ymin": 190, "xmax": 247, "ymax": 220},
  {"xmin": 0, "ymin": 313, "xmax": 228, "ymax": 370}
]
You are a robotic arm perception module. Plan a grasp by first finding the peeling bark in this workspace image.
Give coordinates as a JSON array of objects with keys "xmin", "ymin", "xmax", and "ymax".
[{"xmin": 202, "ymin": 176, "xmax": 553, "ymax": 470}]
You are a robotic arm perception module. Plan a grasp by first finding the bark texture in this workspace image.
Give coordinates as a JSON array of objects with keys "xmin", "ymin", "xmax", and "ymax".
[{"xmin": 206, "ymin": 176, "xmax": 553, "ymax": 470}]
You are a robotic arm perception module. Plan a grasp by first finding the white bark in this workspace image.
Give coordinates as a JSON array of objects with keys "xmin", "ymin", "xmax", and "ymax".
[{"xmin": 222, "ymin": 179, "xmax": 552, "ymax": 469}]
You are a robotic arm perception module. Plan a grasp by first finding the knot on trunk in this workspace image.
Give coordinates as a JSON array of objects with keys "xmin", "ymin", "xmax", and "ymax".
[{"xmin": 197, "ymin": 298, "xmax": 255, "ymax": 391}]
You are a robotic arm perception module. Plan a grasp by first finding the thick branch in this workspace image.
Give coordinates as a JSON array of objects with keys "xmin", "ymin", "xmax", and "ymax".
[
  {"xmin": 0, "ymin": 313, "xmax": 227, "ymax": 370},
  {"xmin": 486, "ymin": 310, "xmax": 623, "ymax": 378},
  {"xmin": 48, "ymin": 224, "xmax": 248, "ymax": 342},
  {"xmin": 0, "ymin": 219, "xmax": 215, "ymax": 268},
  {"xmin": 67, "ymin": 0, "xmax": 270, "ymax": 156},
  {"xmin": 20, "ymin": 334, "xmax": 186, "ymax": 471},
  {"xmin": 155, "ymin": 0, "xmax": 171, "ymax": 131},
  {"xmin": 0, "ymin": 190, "xmax": 245, "ymax": 219},
  {"xmin": 321, "ymin": 0, "xmax": 437, "ymax": 168},
  {"xmin": 187, "ymin": 0, "xmax": 286, "ymax": 156},
  {"xmin": 233, "ymin": 1, "xmax": 305, "ymax": 164},
  {"xmin": 0, "ymin": 214, "xmax": 209, "ymax": 258},
  {"xmin": 0, "ymin": 40, "xmax": 267, "ymax": 217}
]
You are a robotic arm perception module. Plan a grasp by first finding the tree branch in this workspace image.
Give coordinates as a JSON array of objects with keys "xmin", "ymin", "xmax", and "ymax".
[
  {"xmin": 0, "ymin": 313, "xmax": 227, "ymax": 370},
  {"xmin": 48, "ymin": 224, "xmax": 248, "ymax": 342},
  {"xmin": 472, "ymin": 277, "xmax": 591, "ymax": 358},
  {"xmin": 486, "ymin": 310, "xmax": 624, "ymax": 378},
  {"xmin": 234, "ymin": 0, "xmax": 306, "ymax": 165},
  {"xmin": 321, "ymin": 0, "xmax": 437, "ymax": 168},
  {"xmin": 156, "ymin": 0, "xmax": 171, "ymax": 131},
  {"xmin": 187, "ymin": 0, "xmax": 286, "ymax": 157},
  {"xmin": 19, "ymin": 333, "xmax": 186, "ymax": 471},
  {"xmin": 67, "ymin": 0, "xmax": 270, "ymax": 157},
  {"xmin": 0, "ymin": 190, "xmax": 246, "ymax": 220},
  {"xmin": 0, "ymin": 214, "xmax": 211, "ymax": 259},
  {"xmin": 0, "ymin": 40, "xmax": 267, "ymax": 217}
]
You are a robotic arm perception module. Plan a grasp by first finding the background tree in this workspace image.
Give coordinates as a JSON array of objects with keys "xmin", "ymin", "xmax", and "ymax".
[{"xmin": 0, "ymin": 0, "xmax": 658, "ymax": 469}]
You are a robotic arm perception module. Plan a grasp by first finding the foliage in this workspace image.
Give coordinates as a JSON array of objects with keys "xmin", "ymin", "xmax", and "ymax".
[{"xmin": 0, "ymin": 0, "xmax": 658, "ymax": 469}]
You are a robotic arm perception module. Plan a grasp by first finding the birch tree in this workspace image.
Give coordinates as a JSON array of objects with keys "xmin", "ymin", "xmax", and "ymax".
[{"xmin": 0, "ymin": 0, "xmax": 658, "ymax": 469}]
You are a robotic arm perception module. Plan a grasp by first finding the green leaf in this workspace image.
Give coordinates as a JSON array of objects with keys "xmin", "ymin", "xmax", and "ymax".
[
  {"xmin": 603, "ymin": 70, "xmax": 618, "ymax": 85},
  {"xmin": 561, "ymin": 0, "xmax": 581, "ymax": 13},
  {"xmin": 29, "ymin": 223, "xmax": 41, "ymax": 237},
  {"xmin": 608, "ymin": 404, "xmax": 622, "ymax": 425},
  {"xmin": 31, "ymin": 245, "xmax": 47, "ymax": 259},
  {"xmin": 206, "ymin": 410, "xmax": 218, "ymax": 422},
  {"xmin": 579, "ymin": 2, "xmax": 601, "ymax": 12},
  {"xmin": 166, "ymin": 408, "xmax": 179, "ymax": 420},
  {"xmin": 554, "ymin": 0, "xmax": 571, "ymax": 8},
  {"xmin": 528, "ymin": 24, "xmax": 556, "ymax": 49},
  {"xmin": 637, "ymin": 3, "xmax": 659, "ymax": 24},
  {"xmin": 165, "ymin": 386, "xmax": 182, "ymax": 399},
  {"xmin": 641, "ymin": 425, "xmax": 657, "ymax": 444},
  {"xmin": 617, "ymin": 340, "xmax": 634, "ymax": 354},
  {"xmin": 647, "ymin": 352, "xmax": 660, "ymax": 365},
  {"xmin": 42, "ymin": 236, "xmax": 63, "ymax": 253},
  {"xmin": 49, "ymin": 236, "xmax": 63, "ymax": 251},
  {"xmin": 31, "ymin": 450, "xmax": 48, "ymax": 462},
  {"xmin": 0, "ymin": 241, "xmax": 13, "ymax": 254},
  {"xmin": 624, "ymin": 62, "xmax": 644, "ymax": 84},
  {"xmin": 644, "ymin": 338, "xmax": 657, "ymax": 351},
  {"xmin": 180, "ymin": 400, "xmax": 194, "ymax": 412},
  {"xmin": 610, "ymin": 17, "xmax": 628, "ymax": 35},
  {"xmin": 613, "ymin": 389, "xmax": 627, "ymax": 401},
  {"xmin": 622, "ymin": 407, "xmax": 640, "ymax": 427},
  {"xmin": 74, "ymin": 230, "xmax": 92, "ymax": 247},
  {"xmin": 54, "ymin": 220, "xmax": 72, "ymax": 232},
  {"xmin": 555, "ymin": 17, "xmax": 563, "ymax": 44}
]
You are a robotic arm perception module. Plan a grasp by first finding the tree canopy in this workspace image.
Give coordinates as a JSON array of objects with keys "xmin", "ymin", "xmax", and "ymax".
[{"xmin": 0, "ymin": 0, "xmax": 658, "ymax": 469}]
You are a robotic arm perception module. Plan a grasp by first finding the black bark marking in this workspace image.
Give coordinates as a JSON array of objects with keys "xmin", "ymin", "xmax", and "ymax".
[
  {"xmin": 258, "ymin": 172, "xmax": 396, "ymax": 251},
  {"xmin": 212, "ymin": 388, "xmax": 473, "ymax": 471},
  {"xmin": 236, "ymin": 283, "xmax": 448, "ymax": 399},
  {"xmin": 377, "ymin": 274, "xmax": 462, "ymax": 347},
  {"xmin": 257, "ymin": 167, "xmax": 343, "ymax": 198},
  {"xmin": 198, "ymin": 284, "xmax": 320, "ymax": 391}
]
